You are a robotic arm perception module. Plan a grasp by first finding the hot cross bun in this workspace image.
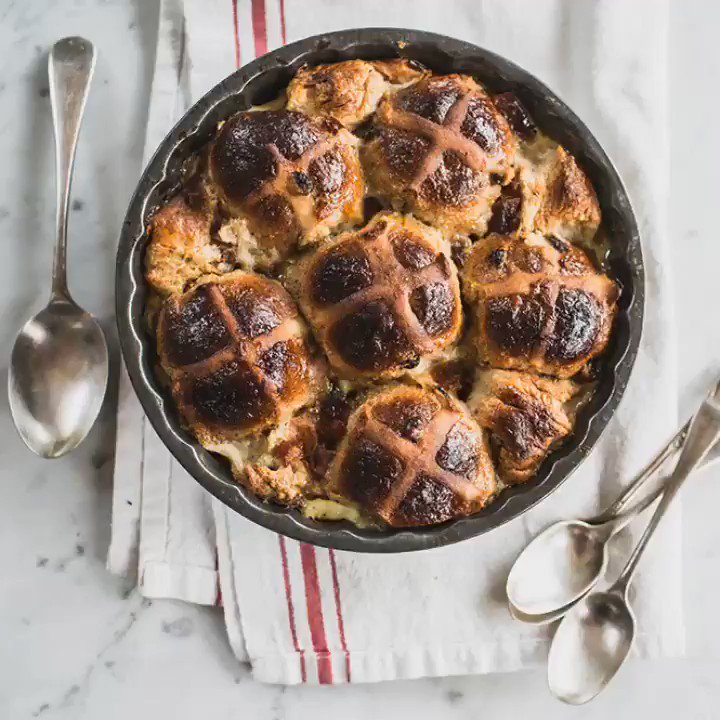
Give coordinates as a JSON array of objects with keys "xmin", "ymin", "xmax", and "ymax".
[
  {"xmin": 209, "ymin": 110, "xmax": 364, "ymax": 267},
  {"xmin": 157, "ymin": 270, "xmax": 318, "ymax": 444},
  {"xmin": 363, "ymin": 74, "xmax": 517, "ymax": 237},
  {"xmin": 462, "ymin": 234, "xmax": 617, "ymax": 378},
  {"xmin": 292, "ymin": 212, "xmax": 462, "ymax": 379},
  {"xmin": 287, "ymin": 58, "xmax": 427, "ymax": 129},
  {"xmin": 329, "ymin": 384, "xmax": 496, "ymax": 526}
]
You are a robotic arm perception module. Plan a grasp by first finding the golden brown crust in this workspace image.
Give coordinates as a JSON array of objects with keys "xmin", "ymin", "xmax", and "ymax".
[
  {"xmin": 244, "ymin": 465, "xmax": 311, "ymax": 506},
  {"xmin": 462, "ymin": 234, "xmax": 617, "ymax": 378},
  {"xmin": 363, "ymin": 74, "xmax": 516, "ymax": 237},
  {"xmin": 532, "ymin": 147, "xmax": 601, "ymax": 242},
  {"xmin": 329, "ymin": 384, "xmax": 496, "ymax": 526},
  {"xmin": 484, "ymin": 145, "xmax": 601, "ymax": 244},
  {"xmin": 536, "ymin": 147, "xmax": 600, "ymax": 235},
  {"xmin": 145, "ymin": 198, "xmax": 223, "ymax": 297},
  {"xmin": 469, "ymin": 369, "xmax": 579, "ymax": 484},
  {"xmin": 293, "ymin": 212, "xmax": 462, "ymax": 379},
  {"xmin": 286, "ymin": 59, "xmax": 426, "ymax": 129},
  {"xmin": 372, "ymin": 59, "xmax": 429, "ymax": 85},
  {"xmin": 157, "ymin": 270, "xmax": 318, "ymax": 444}
]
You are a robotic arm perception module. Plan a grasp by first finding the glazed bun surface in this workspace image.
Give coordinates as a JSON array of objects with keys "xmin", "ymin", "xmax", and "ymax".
[
  {"xmin": 462, "ymin": 234, "xmax": 617, "ymax": 378},
  {"xmin": 157, "ymin": 271, "xmax": 317, "ymax": 444},
  {"xmin": 329, "ymin": 384, "xmax": 496, "ymax": 526},
  {"xmin": 469, "ymin": 369, "xmax": 579, "ymax": 484},
  {"xmin": 209, "ymin": 109, "xmax": 364, "ymax": 264},
  {"xmin": 294, "ymin": 212, "xmax": 462, "ymax": 379},
  {"xmin": 363, "ymin": 74, "xmax": 517, "ymax": 237}
]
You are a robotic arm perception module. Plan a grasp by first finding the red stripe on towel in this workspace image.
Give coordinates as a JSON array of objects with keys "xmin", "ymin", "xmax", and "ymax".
[
  {"xmin": 231, "ymin": 0, "xmax": 241, "ymax": 68},
  {"xmin": 251, "ymin": 0, "xmax": 269, "ymax": 57},
  {"xmin": 279, "ymin": 0, "xmax": 287, "ymax": 45},
  {"xmin": 328, "ymin": 549, "xmax": 351, "ymax": 682},
  {"xmin": 299, "ymin": 544, "xmax": 334, "ymax": 684},
  {"xmin": 279, "ymin": 536, "xmax": 307, "ymax": 682}
]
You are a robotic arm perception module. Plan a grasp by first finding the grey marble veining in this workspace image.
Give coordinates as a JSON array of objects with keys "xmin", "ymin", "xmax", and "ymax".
[{"xmin": 2, "ymin": 0, "xmax": 720, "ymax": 718}]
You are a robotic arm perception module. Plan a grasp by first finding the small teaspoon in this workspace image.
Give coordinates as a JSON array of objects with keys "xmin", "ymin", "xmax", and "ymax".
[
  {"xmin": 547, "ymin": 378, "xmax": 720, "ymax": 704},
  {"xmin": 8, "ymin": 38, "xmax": 108, "ymax": 458}
]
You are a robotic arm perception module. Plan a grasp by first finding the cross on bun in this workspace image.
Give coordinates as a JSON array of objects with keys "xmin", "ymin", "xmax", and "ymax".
[
  {"xmin": 293, "ymin": 212, "xmax": 462, "ymax": 379},
  {"xmin": 328, "ymin": 384, "xmax": 496, "ymax": 526},
  {"xmin": 157, "ymin": 270, "xmax": 318, "ymax": 444},
  {"xmin": 363, "ymin": 74, "xmax": 517, "ymax": 237},
  {"xmin": 462, "ymin": 234, "xmax": 618, "ymax": 378},
  {"xmin": 287, "ymin": 58, "xmax": 427, "ymax": 129},
  {"xmin": 209, "ymin": 109, "xmax": 364, "ymax": 267}
]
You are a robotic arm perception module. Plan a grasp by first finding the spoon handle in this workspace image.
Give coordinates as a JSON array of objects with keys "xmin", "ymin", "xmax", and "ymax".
[
  {"xmin": 48, "ymin": 37, "xmax": 96, "ymax": 301},
  {"xmin": 613, "ymin": 380, "xmax": 720, "ymax": 593},
  {"xmin": 595, "ymin": 421, "xmax": 690, "ymax": 522}
]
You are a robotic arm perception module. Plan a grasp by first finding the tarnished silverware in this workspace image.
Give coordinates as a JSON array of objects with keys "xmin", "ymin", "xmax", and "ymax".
[
  {"xmin": 8, "ymin": 37, "xmax": 108, "ymax": 458},
  {"xmin": 547, "ymin": 378, "xmax": 720, "ymax": 704}
]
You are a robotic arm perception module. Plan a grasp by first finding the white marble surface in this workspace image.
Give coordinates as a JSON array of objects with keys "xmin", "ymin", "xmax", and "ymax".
[{"xmin": 2, "ymin": 0, "xmax": 720, "ymax": 717}]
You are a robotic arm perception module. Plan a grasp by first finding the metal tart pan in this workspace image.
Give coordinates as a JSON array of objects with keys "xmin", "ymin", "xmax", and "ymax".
[{"xmin": 116, "ymin": 28, "xmax": 644, "ymax": 552}]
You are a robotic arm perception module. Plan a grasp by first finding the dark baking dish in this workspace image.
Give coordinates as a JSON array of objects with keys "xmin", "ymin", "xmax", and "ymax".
[{"xmin": 116, "ymin": 28, "xmax": 644, "ymax": 553}]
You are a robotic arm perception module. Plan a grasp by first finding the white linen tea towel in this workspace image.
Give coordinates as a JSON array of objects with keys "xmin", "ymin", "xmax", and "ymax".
[{"xmin": 110, "ymin": 0, "xmax": 683, "ymax": 684}]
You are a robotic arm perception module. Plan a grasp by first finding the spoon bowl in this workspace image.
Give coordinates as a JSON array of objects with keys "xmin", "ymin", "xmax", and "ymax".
[
  {"xmin": 507, "ymin": 520, "xmax": 609, "ymax": 617},
  {"xmin": 9, "ymin": 298, "xmax": 108, "ymax": 458},
  {"xmin": 547, "ymin": 590, "xmax": 634, "ymax": 704}
]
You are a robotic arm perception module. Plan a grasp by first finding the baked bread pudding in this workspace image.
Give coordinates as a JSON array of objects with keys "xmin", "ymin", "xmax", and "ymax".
[{"xmin": 144, "ymin": 59, "xmax": 618, "ymax": 528}]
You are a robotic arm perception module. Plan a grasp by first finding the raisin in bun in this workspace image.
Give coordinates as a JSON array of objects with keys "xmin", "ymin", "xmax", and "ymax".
[
  {"xmin": 209, "ymin": 110, "xmax": 364, "ymax": 268},
  {"xmin": 468, "ymin": 369, "xmax": 579, "ymax": 484},
  {"xmin": 287, "ymin": 59, "xmax": 426, "ymax": 129},
  {"xmin": 328, "ymin": 384, "xmax": 495, "ymax": 526},
  {"xmin": 157, "ymin": 270, "xmax": 318, "ymax": 444},
  {"xmin": 292, "ymin": 212, "xmax": 462, "ymax": 379},
  {"xmin": 462, "ymin": 234, "xmax": 617, "ymax": 378},
  {"xmin": 363, "ymin": 74, "xmax": 517, "ymax": 237}
]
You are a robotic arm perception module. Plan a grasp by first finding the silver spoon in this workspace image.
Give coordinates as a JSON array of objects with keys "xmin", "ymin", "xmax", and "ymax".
[
  {"xmin": 547, "ymin": 379, "xmax": 720, "ymax": 704},
  {"xmin": 506, "ymin": 421, "xmax": 692, "ymax": 622},
  {"xmin": 8, "ymin": 37, "xmax": 108, "ymax": 458}
]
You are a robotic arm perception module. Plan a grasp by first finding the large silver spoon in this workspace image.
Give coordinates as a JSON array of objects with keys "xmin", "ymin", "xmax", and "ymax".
[
  {"xmin": 547, "ymin": 379, "xmax": 720, "ymax": 704},
  {"xmin": 8, "ymin": 37, "xmax": 108, "ymax": 458},
  {"xmin": 506, "ymin": 418, "xmax": 713, "ymax": 623}
]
